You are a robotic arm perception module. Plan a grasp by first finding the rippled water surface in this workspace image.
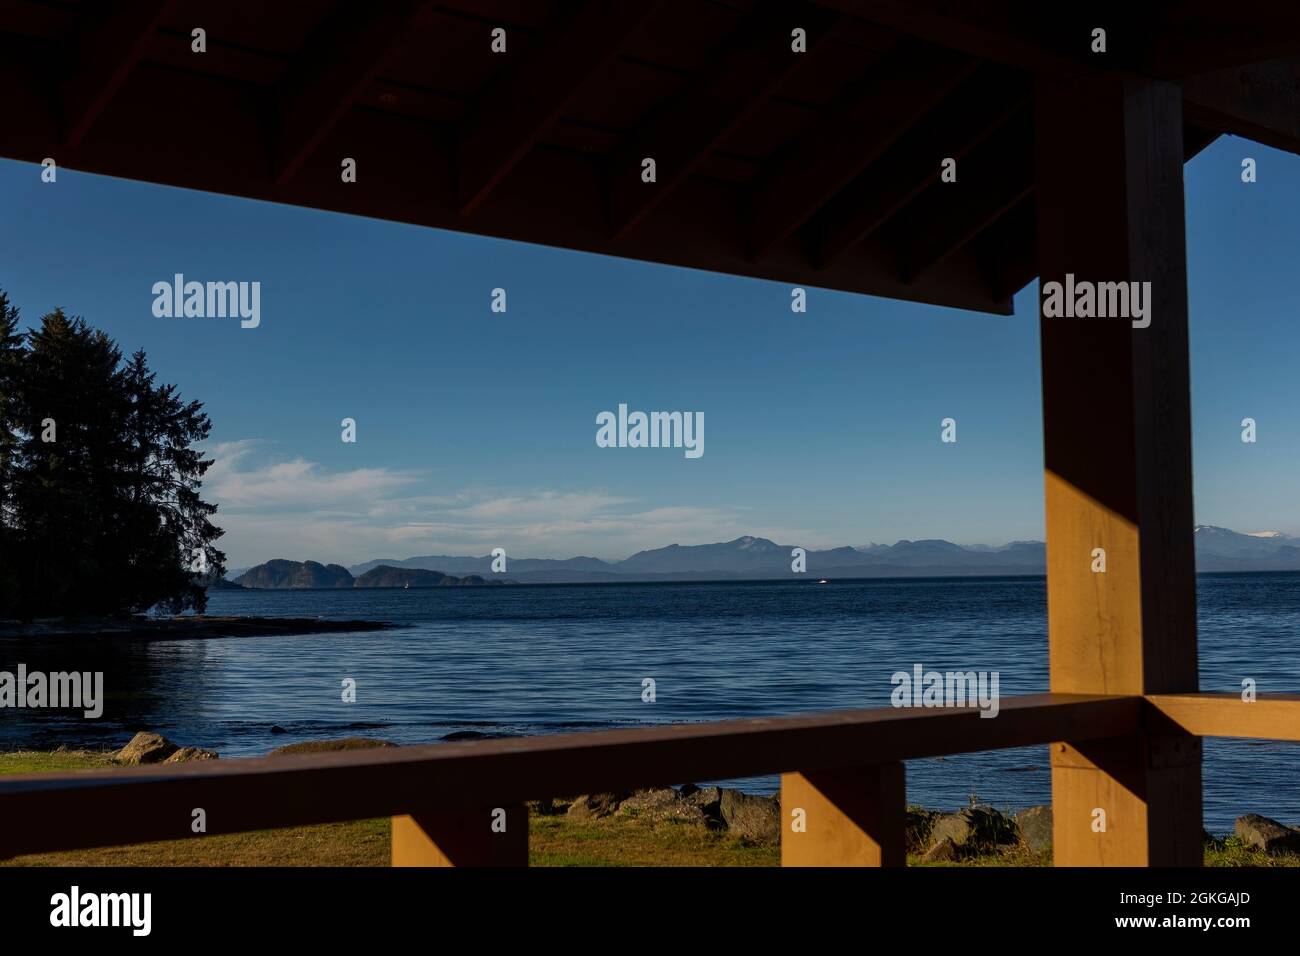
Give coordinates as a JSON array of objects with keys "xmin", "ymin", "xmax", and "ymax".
[{"xmin": 3, "ymin": 572, "xmax": 1297, "ymax": 833}]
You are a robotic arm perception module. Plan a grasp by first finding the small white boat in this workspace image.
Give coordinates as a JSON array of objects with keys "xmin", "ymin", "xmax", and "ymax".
[{"xmin": 817, "ymin": 579, "xmax": 829, "ymax": 584}]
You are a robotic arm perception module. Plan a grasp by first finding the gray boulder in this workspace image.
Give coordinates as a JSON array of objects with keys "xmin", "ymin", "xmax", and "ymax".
[
  {"xmin": 720, "ymin": 788, "xmax": 780, "ymax": 845},
  {"xmin": 680, "ymin": 784, "xmax": 722, "ymax": 808},
  {"xmin": 164, "ymin": 746, "xmax": 218, "ymax": 763},
  {"xmin": 930, "ymin": 805, "xmax": 1016, "ymax": 851},
  {"xmin": 1015, "ymin": 805, "xmax": 1053, "ymax": 853},
  {"xmin": 680, "ymin": 785, "xmax": 725, "ymax": 827},
  {"xmin": 115, "ymin": 731, "xmax": 178, "ymax": 765},
  {"xmin": 528, "ymin": 797, "xmax": 566, "ymax": 816},
  {"xmin": 618, "ymin": 787, "xmax": 679, "ymax": 812},
  {"xmin": 922, "ymin": 836, "xmax": 960, "ymax": 863},
  {"xmin": 618, "ymin": 787, "xmax": 712, "ymax": 825},
  {"xmin": 930, "ymin": 811, "xmax": 973, "ymax": 847},
  {"xmin": 1234, "ymin": 814, "xmax": 1300, "ymax": 854},
  {"xmin": 566, "ymin": 792, "xmax": 630, "ymax": 820}
]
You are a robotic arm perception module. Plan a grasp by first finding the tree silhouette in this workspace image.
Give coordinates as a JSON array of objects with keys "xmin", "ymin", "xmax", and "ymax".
[
  {"xmin": 0, "ymin": 291, "xmax": 224, "ymax": 619},
  {"xmin": 0, "ymin": 291, "xmax": 23, "ymax": 613}
]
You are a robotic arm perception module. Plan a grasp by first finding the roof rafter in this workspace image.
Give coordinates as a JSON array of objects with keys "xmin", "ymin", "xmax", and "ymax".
[
  {"xmin": 457, "ymin": 0, "xmax": 664, "ymax": 216},
  {"xmin": 61, "ymin": 0, "xmax": 174, "ymax": 148},
  {"xmin": 272, "ymin": 0, "xmax": 430, "ymax": 185},
  {"xmin": 975, "ymin": 124, "xmax": 1224, "ymax": 309},
  {"xmin": 746, "ymin": 39, "xmax": 978, "ymax": 262},
  {"xmin": 975, "ymin": 194, "xmax": 1038, "ymax": 307},
  {"xmin": 607, "ymin": 1, "xmax": 842, "ymax": 240},
  {"xmin": 809, "ymin": 0, "xmax": 1089, "ymax": 75},
  {"xmin": 810, "ymin": 0, "xmax": 1300, "ymax": 152},
  {"xmin": 889, "ymin": 112, "xmax": 1034, "ymax": 284},
  {"xmin": 1183, "ymin": 58, "xmax": 1300, "ymax": 157},
  {"xmin": 811, "ymin": 66, "xmax": 1028, "ymax": 269},
  {"xmin": 1147, "ymin": 3, "xmax": 1300, "ymax": 75}
]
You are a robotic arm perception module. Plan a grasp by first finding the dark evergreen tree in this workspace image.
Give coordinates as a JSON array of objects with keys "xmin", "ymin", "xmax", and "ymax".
[
  {"xmin": 0, "ymin": 292, "xmax": 23, "ymax": 616},
  {"xmin": 11, "ymin": 310, "xmax": 127, "ymax": 615},
  {"xmin": 1, "ymin": 293, "xmax": 224, "ymax": 619},
  {"xmin": 119, "ymin": 348, "xmax": 225, "ymax": 614}
]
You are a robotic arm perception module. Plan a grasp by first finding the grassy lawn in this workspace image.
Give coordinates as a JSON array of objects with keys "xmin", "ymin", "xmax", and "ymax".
[
  {"xmin": 529, "ymin": 815, "xmax": 777, "ymax": 867},
  {"xmin": 3, "ymin": 751, "xmax": 1295, "ymax": 867},
  {"xmin": 8, "ymin": 818, "xmax": 392, "ymax": 867},
  {"xmin": 0, "ymin": 749, "xmax": 386, "ymax": 866},
  {"xmin": 0, "ymin": 750, "xmax": 775, "ymax": 867}
]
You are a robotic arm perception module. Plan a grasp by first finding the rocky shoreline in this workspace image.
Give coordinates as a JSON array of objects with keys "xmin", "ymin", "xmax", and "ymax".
[
  {"xmin": 51, "ymin": 732, "xmax": 1300, "ymax": 859},
  {"xmin": 0, "ymin": 615, "xmax": 396, "ymax": 641}
]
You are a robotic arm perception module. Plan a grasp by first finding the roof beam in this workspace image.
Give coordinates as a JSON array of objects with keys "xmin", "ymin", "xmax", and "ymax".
[
  {"xmin": 746, "ymin": 39, "xmax": 977, "ymax": 261},
  {"xmin": 1146, "ymin": 3, "xmax": 1300, "ymax": 75},
  {"xmin": 1183, "ymin": 57, "xmax": 1300, "ymax": 157},
  {"xmin": 457, "ymin": 0, "xmax": 663, "ymax": 216},
  {"xmin": 1184, "ymin": 126, "xmax": 1224, "ymax": 162},
  {"xmin": 809, "ymin": 0, "xmax": 1089, "ymax": 76},
  {"xmin": 978, "ymin": 122, "xmax": 1222, "ymax": 309},
  {"xmin": 813, "ymin": 0, "xmax": 1300, "ymax": 153},
  {"xmin": 272, "ymin": 0, "xmax": 429, "ymax": 185},
  {"xmin": 810, "ymin": 0, "xmax": 1298, "ymax": 78},
  {"xmin": 60, "ymin": 0, "xmax": 173, "ymax": 148},
  {"xmin": 816, "ymin": 0, "xmax": 1300, "ymax": 78},
  {"xmin": 0, "ymin": 52, "xmax": 1016, "ymax": 315},
  {"xmin": 890, "ymin": 113, "xmax": 1034, "ymax": 283},
  {"xmin": 976, "ymin": 194, "xmax": 1037, "ymax": 307},
  {"xmin": 607, "ymin": 1, "xmax": 841, "ymax": 239},
  {"xmin": 811, "ymin": 65, "xmax": 1028, "ymax": 268}
]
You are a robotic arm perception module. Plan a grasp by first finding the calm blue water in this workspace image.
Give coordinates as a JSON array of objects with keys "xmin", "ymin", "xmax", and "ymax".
[{"xmin": 2, "ymin": 573, "xmax": 1298, "ymax": 833}]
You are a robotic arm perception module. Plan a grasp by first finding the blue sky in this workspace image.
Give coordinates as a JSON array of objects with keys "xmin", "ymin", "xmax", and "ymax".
[{"xmin": 1, "ymin": 138, "xmax": 1296, "ymax": 567}]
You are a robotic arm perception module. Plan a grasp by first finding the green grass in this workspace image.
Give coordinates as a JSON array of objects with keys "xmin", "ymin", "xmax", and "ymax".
[
  {"xmin": 8, "ymin": 819, "xmax": 392, "ymax": 867},
  {"xmin": 908, "ymin": 845, "xmax": 1054, "ymax": 867},
  {"xmin": 1205, "ymin": 836, "xmax": 1300, "ymax": 867},
  {"xmin": 528, "ymin": 814, "xmax": 777, "ymax": 867},
  {"xmin": 0, "ymin": 749, "xmax": 118, "ymax": 774},
  {"xmin": 1, "ymin": 749, "xmax": 390, "ymax": 866},
  {"xmin": 3, "ymin": 751, "xmax": 1295, "ymax": 867},
  {"xmin": 0, "ymin": 751, "xmax": 773, "ymax": 867}
]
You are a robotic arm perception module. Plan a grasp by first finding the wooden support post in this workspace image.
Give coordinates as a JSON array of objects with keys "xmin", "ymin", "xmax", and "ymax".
[
  {"xmin": 1035, "ymin": 73, "xmax": 1203, "ymax": 866},
  {"xmin": 781, "ymin": 764, "xmax": 905, "ymax": 866},
  {"xmin": 391, "ymin": 804, "xmax": 527, "ymax": 867}
]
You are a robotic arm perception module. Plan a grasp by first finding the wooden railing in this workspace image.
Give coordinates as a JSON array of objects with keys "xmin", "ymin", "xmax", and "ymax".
[{"xmin": 2, "ymin": 691, "xmax": 1295, "ymax": 865}]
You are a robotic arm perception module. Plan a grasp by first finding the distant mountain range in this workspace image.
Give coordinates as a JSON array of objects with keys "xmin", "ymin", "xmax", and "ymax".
[
  {"xmin": 1190, "ymin": 525, "xmax": 1300, "ymax": 571},
  {"xmin": 224, "ymin": 526, "xmax": 1300, "ymax": 588},
  {"xmin": 346, "ymin": 536, "xmax": 1050, "ymax": 583}
]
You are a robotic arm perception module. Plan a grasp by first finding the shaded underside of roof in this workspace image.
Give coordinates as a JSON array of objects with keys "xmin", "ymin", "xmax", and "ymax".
[{"xmin": 0, "ymin": 0, "xmax": 1297, "ymax": 315}]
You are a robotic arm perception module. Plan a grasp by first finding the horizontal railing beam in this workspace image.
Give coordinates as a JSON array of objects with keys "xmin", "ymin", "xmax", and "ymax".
[
  {"xmin": 1147, "ymin": 692, "xmax": 1300, "ymax": 740},
  {"xmin": 0, "ymin": 693, "xmax": 1139, "ymax": 858}
]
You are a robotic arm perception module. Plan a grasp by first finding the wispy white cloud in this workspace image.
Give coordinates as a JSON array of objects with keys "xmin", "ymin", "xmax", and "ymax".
[
  {"xmin": 205, "ymin": 440, "xmax": 419, "ymax": 512},
  {"xmin": 202, "ymin": 440, "xmax": 798, "ymax": 567}
]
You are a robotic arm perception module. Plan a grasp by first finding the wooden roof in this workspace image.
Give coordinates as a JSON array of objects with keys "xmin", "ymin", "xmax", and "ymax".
[{"xmin": 0, "ymin": 0, "xmax": 1297, "ymax": 315}]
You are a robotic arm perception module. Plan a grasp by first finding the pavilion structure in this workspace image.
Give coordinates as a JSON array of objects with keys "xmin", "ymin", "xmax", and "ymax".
[{"xmin": 1, "ymin": 1, "xmax": 1298, "ymax": 866}]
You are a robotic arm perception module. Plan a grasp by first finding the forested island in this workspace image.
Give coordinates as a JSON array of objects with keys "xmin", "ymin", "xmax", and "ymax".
[{"xmin": 233, "ymin": 559, "xmax": 506, "ymax": 589}]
